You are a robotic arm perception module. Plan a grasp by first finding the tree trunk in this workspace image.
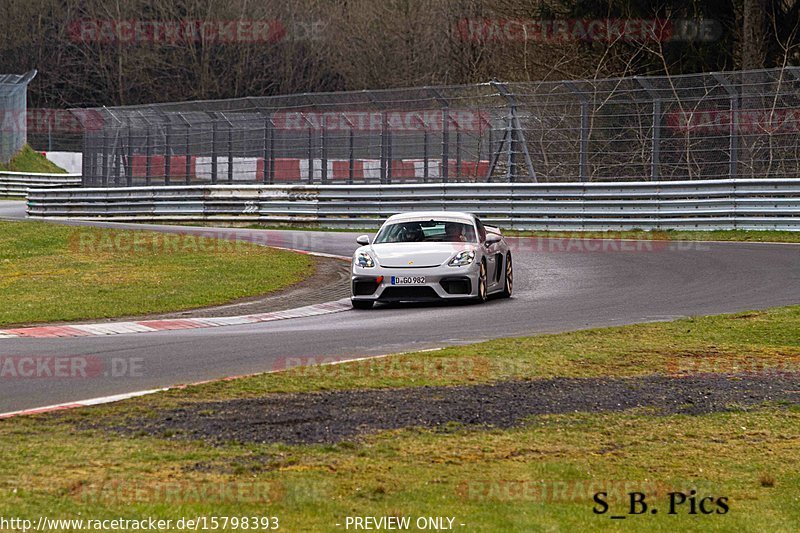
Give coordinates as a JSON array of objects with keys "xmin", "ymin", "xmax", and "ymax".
[{"xmin": 741, "ymin": 0, "xmax": 768, "ymax": 69}]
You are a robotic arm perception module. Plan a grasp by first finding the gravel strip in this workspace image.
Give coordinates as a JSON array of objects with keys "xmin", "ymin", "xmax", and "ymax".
[{"xmin": 114, "ymin": 374, "xmax": 800, "ymax": 445}]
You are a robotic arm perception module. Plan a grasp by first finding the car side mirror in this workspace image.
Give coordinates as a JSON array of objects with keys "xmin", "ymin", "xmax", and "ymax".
[
  {"xmin": 485, "ymin": 234, "xmax": 502, "ymax": 246},
  {"xmin": 356, "ymin": 235, "xmax": 370, "ymax": 246}
]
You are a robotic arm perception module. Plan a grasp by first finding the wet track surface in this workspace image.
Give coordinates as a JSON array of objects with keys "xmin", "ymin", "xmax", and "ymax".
[{"xmin": 1, "ymin": 201, "xmax": 799, "ymax": 413}]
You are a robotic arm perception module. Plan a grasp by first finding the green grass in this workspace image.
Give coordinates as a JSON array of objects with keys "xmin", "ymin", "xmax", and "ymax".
[
  {"xmin": 0, "ymin": 220, "xmax": 314, "ymax": 325},
  {"xmin": 0, "ymin": 145, "xmax": 66, "ymax": 173},
  {"xmin": 236, "ymin": 224, "xmax": 800, "ymax": 243},
  {"xmin": 1, "ymin": 408, "xmax": 799, "ymax": 531},
  {"xmin": 1, "ymin": 306, "xmax": 798, "ymax": 530}
]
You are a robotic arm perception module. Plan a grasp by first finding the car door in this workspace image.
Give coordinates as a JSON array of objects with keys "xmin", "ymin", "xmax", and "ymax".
[{"xmin": 475, "ymin": 218, "xmax": 500, "ymax": 288}]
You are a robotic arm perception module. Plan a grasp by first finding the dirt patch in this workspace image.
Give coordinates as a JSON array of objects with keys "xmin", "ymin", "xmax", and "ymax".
[{"xmin": 111, "ymin": 374, "xmax": 800, "ymax": 445}]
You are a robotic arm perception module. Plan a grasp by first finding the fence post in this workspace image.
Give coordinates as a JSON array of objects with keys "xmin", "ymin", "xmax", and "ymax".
[
  {"xmin": 636, "ymin": 77, "xmax": 661, "ymax": 180},
  {"xmin": 713, "ymin": 73, "xmax": 738, "ymax": 179},
  {"xmin": 183, "ymin": 121, "xmax": 191, "ymax": 184},
  {"xmin": 441, "ymin": 106, "xmax": 450, "ymax": 182},
  {"xmin": 486, "ymin": 127, "xmax": 493, "ymax": 182},
  {"xmin": 423, "ymin": 128, "xmax": 430, "ymax": 182},
  {"xmin": 380, "ymin": 111, "xmax": 388, "ymax": 184},
  {"xmin": 211, "ymin": 115, "xmax": 218, "ymax": 184},
  {"xmin": 491, "ymin": 81, "xmax": 536, "ymax": 182},
  {"xmin": 144, "ymin": 126, "xmax": 152, "ymax": 186},
  {"xmin": 227, "ymin": 121, "xmax": 234, "ymax": 184},
  {"xmin": 455, "ymin": 126, "xmax": 462, "ymax": 180},
  {"xmin": 262, "ymin": 114, "xmax": 270, "ymax": 184},
  {"xmin": 386, "ymin": 126, "xmax": 393, "ymax": 184},
  {"xmin": 81, "ymin": 129, "xmax": 88, "ymax": 186},
  {"xmin": 164, "ymin": 122, "xmax": 172, "ymax": 185},
  {"xmin": 269, "ymin": 116, "xmax": 275, "ymax": 184},
  {"xmin": 349, "ymin": 124, "xmax": 355, "ymax": 184},
  {"xmin": 126, "ymin": 123, "xmax": 133, "ymax": 186},
  {"xmin": 100, "ymin": 128, "xmax": 111, "ymax": 187},
  {"xmin": 113, "ymin": 135, "xmax": 122, "ymax": 185},
  {"xmin": 321, "ymin": 126, "xmax": 328, "ymax": 184},
  {"xmin": 564, "ymin": 81, "xmax": 588, "ymax": 182}
]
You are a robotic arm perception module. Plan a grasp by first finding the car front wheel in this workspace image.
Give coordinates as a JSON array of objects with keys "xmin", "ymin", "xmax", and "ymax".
[{"xmin": 474, "ymin": 260, "xmax": 488, "ymax": 303}]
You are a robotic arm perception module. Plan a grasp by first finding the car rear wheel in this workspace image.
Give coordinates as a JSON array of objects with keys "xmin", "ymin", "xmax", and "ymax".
[
  {"xmin": 351, "ymin": 299, "xmax": 373, "ymax": 310},
  {"xmin": 474, "ymin": 260, "xmax": 488, "ymax": 303},
  {"xmin": 500, "ymin": 253, "xmax": 513, "ymax": 298}
]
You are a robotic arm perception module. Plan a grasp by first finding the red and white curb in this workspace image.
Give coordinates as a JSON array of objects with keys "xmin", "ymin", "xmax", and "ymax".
[
  {"xmin": 0, "ymin": 348, "xmax": 445, "ymax": 420},
  {"xmin": 0, "ymin": 245, "xmax": 350, "ymax": 339},
  {"xmin": 0, "ymin": 298, "xmax": 352, "ymax": 339}
]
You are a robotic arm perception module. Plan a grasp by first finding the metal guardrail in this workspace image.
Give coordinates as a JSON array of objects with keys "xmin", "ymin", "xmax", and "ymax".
[
  {"xmin": 26, "ymin": 178, "xmax": 800, "ymax": 231},
  {"xmin": 0, "ymin": 171, "xmax": 82, "ymax": 198}
]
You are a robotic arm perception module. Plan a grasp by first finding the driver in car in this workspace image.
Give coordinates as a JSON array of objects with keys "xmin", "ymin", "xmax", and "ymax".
[
  {"xmin": 445, "ymin": 222, "xmax": 466, "ymax": 242},
  {"xmin": 403, "ymin": 222, "xmax": 425, "ymax": 242}
]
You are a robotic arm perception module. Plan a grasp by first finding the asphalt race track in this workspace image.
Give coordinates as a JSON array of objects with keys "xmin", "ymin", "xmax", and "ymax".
[{"xmin": 1, "ymin": 200, "xmax": 799, "ymax": 413}]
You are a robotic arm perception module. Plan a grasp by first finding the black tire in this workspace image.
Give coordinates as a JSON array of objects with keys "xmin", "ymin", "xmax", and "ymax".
[
  {"xmin": 351, "ymin": 299, "xmax": 374, "ymax": 310},
  {"xmin": 474, "ymin": 260, "xmax": 488, "ymax": 303},
  {"xmin": 500, "ymin": 252, "xmax": 513, "ymax": 298}
]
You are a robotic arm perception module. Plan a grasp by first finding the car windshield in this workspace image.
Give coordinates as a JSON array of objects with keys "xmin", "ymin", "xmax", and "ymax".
[{"xmin": 374, "ymin": 220, "xmax": 477, "ymax": 243}]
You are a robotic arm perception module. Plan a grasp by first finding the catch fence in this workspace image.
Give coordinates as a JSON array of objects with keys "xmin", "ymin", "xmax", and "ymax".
[{"xmin": 77, "ymin": 67, "xmax": 800, "ymax": 186}]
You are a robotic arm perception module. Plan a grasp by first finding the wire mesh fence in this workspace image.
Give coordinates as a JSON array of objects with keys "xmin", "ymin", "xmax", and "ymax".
[
  {"xmin": 76, "ymin": 66, "xmax": 800, "ymax": 186},
  {"xmin": 0, "ymin": 71, "xmax": 37, "ymax": 164}
]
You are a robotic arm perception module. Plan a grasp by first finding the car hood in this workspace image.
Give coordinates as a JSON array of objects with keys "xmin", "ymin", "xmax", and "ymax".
[{"xmin": 369, "ymin": 242, "xmax": 473, "ymax": 268}]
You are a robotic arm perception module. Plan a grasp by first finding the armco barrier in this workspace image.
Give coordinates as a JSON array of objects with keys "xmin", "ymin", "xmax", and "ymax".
[
  {"xmin": 26, "ymin": 178, "xmax": 800, "ymax": 231},
  {"xmin": 0, "ymin": 171, "xmax": 82, "ymax": 198}
]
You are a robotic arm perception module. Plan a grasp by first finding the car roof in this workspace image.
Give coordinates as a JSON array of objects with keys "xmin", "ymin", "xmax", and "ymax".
[{"xmin": 384, "ymin": 211, "xmax": 475, "ymax": 224}]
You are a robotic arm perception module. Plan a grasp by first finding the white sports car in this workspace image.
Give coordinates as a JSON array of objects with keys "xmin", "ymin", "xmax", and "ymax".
[{"xmin": 350, "ymin": 211, "xmax": 513, "ymax": 309}]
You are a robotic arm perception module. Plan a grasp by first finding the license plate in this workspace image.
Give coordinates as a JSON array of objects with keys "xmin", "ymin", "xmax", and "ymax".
[{"xmin": 391, "ymin": 276, "xmax": 426, "ymax": 285}]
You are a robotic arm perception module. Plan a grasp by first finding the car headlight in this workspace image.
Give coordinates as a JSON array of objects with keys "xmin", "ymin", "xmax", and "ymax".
[
  {"xmin": 355, "ymin": 251, "xmax": 375, "ymax": 268},
  {"xmin": 448, "ymin": 250, "xmax": 475, "ymax": 267}
]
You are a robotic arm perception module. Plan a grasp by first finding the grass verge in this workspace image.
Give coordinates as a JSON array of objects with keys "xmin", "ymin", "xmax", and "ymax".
[
  {"xmin": 238, "ymin": 224, "xmax": 800, "ymax": 244},
  {"xmin": 0, "ymin": 306, "xmax": 798, "ymax": 529},
  {"xmin": 0, "ymin": 145, "xmax": 66, "ymax": 173},
  {"xmin": 0, "ymin": 220, "xmax": 314, "ymax": 325}
]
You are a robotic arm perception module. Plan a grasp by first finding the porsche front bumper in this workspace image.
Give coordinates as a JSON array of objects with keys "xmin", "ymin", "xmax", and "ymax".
[{"xmin": 351, "ymin": 263, "xmax": 481, "ymax": 302}]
